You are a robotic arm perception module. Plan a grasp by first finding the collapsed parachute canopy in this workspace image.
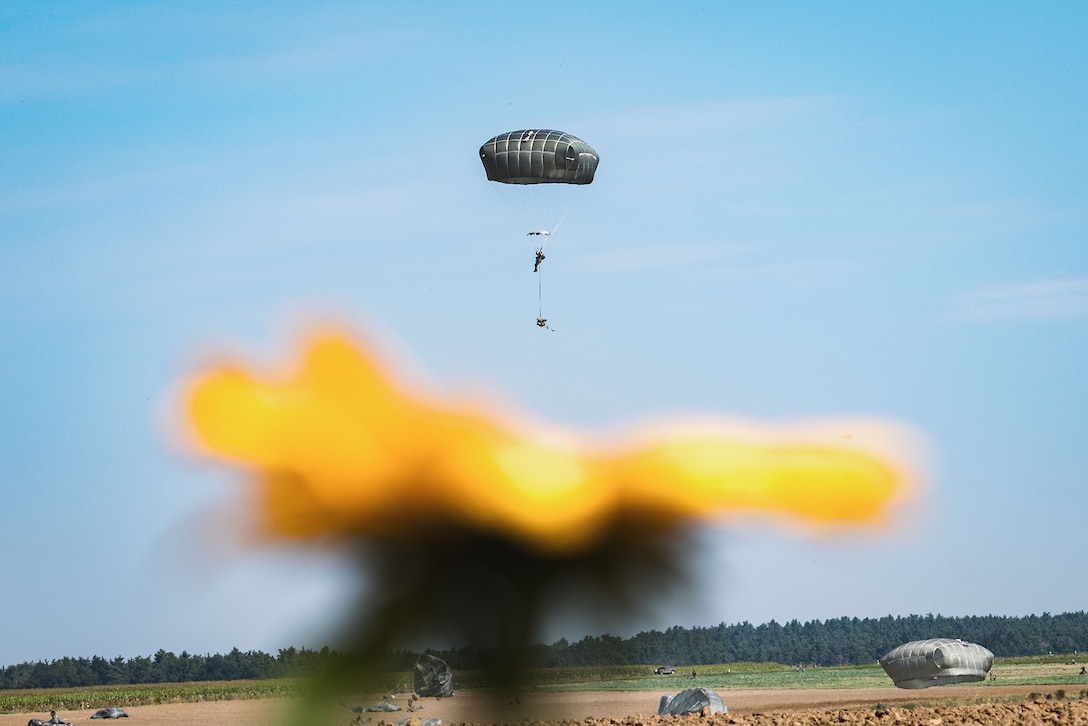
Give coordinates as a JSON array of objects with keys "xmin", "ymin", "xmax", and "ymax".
[
  {"xmin": 658, "ymin": 688, "xmax": 728, "ymax": 716},
  {"xmin": 879, "ymin": 638, "xmax": 994, "ymax": 689},
  {"xmin": 414, "ymin": 654, "xmax": 454, "ymax": 698},
  {"xmin": 479, "ymin": 129, "xmax": 599, "ymax": 185}
]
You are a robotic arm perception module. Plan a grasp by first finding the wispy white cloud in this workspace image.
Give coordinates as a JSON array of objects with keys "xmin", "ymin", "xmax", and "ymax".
[{"xmin": 944, "ymin": 277, "xmax": 1088, "ymax": 322}]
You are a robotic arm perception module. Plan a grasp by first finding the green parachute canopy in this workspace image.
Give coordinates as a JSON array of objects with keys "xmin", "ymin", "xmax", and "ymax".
[
  {"xmin": 879, "ymin": 638, "xmax": 994, "ymax": 689},
  {"xmin": 479, "ymin": 129, "xmax": 599, "ymax": 185}
]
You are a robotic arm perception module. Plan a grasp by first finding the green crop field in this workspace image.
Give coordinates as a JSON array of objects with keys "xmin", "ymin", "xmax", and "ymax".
[
  {"xmin": 525, "ymin": 664, "xmax": 891, "ymax": 692},
  {"xmin": 454, "ymin": 656, "xmax": 1088, "ymax": 692},
  {"xmin": 3, "ymin": 656, "xmax": 1086, "ymax": 715},
  {"xmin": 0, "ymin": 679, "xmax": 302, "ymax": 715}
]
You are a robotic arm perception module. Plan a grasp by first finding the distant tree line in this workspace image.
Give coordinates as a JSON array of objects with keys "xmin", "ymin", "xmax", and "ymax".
[
  {"xmin": 439, "ymin": 611, "xmax": 1088, "ymax": 670},
  {"xmin": 0, "ymin": 647, "xmax": 351, "ymax": 690},
  {"xmin": 4, "ymin": 612, "xmax": 1086, "ymax": 690}
]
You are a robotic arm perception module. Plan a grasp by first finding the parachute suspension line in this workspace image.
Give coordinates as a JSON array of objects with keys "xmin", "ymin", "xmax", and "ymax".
[
  {"xmin": 491, "ymin": 181, "xmax": 578, "ymax": 238},
  {"xmin": 537, "ymin": 182, "xmax": 577, "ymax": 236},
  {"xmin": 546, "ymin": 186, "xmax": 577, "ymax": 236}
]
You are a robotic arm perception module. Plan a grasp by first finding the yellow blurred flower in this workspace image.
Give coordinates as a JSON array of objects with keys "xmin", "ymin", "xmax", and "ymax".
[{"xmin": 185, "ymin": 331, "xmax": 913, "ymax": 555}]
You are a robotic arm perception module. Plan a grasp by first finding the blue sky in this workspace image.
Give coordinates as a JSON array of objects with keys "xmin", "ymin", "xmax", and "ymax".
[{"xmin": 2, "ymin": 2, "xmax": 1086, "ymax": 665}]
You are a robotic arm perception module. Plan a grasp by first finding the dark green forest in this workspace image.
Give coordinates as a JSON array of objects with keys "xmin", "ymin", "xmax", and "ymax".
[
  {"xmin": 3, "ymin": 611, "xmax": 1086, "ymax": 690},
  {"xmin": 511, "ymin": 611, "xmax": 1088, "ymax": 670}
]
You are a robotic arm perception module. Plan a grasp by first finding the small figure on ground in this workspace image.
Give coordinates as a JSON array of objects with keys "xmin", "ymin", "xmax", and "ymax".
[{"xmin": 28, "ymin": 711, "xmax": 71, "ymax": 726}]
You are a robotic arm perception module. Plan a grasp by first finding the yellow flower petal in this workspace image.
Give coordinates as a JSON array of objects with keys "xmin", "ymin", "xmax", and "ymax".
[{"xmin": 184, "ymin": 332, "xmax": 916, "ymax": 554}]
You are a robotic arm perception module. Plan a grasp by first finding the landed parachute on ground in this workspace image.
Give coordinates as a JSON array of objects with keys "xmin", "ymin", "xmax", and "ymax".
[
  {"xmin": 657, "ymin": 687, "xmax": 728, "ymax": 716},
  {"xmin": 414, "ymin": 653, "xmax": 454, "ymax": 698},
  {"xmin": 90, "ymin": 708, "xmax": 129, "ymax": 719},
  {"xmin": 879, "ymin": 638, "xmax": 994, "ymax": 689}
]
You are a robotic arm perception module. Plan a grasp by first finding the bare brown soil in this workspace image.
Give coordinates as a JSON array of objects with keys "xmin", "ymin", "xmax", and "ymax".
[{"xmin": 3, "ymin": 684, "xmax": 1085, "ymax": 726}]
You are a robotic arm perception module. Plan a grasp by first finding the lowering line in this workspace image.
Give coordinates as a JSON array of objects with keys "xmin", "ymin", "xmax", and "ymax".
[{"xmin": 534, "ymin": 246, "xmax": 552, "ymax": 331}]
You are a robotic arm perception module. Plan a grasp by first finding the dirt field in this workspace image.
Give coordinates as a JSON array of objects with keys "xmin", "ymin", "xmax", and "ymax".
[{"xmin": 3, "ymin": 684, "xmax": 1085, "ymax": 726}]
